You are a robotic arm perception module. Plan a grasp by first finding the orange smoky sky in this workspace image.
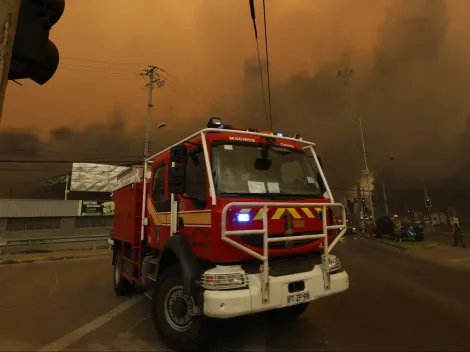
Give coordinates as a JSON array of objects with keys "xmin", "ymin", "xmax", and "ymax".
[
  {"xmin": 2, "ymin": 0, "xmax": 470, "ymax": 201},
  {"xmin": 2, "ymin": 0, "xmax": 393, "ymax": 133}
]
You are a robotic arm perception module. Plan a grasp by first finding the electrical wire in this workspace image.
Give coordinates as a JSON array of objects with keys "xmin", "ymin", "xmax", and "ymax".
[
  {"xmin": 0, "ymin": 159, "xmax": 140, "ymax": 164},
  {"xmin": 248, "ymin": 0, "xmax": 269, "ymax": 129},
  {"xmin": 59, "ymin": 56, "xmax": 237, "ymax": 117},
  {"xmin": 261, "ymin": 0, "xmax": 274, "ymax": 131}
]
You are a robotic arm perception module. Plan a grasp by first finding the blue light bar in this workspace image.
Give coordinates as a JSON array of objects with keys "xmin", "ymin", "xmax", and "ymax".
[{"xmin": 237, "ymin": 213, "xmax": 250, "ymax": 223}]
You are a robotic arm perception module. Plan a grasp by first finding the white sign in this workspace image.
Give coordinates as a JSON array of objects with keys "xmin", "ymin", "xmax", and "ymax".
[
  {"xmin": 248, "ymin": 181, "xmax": 266, "ymax": 193},
  {"xmin": 70, "ymin": 163, "xmax": 129, "ymax": 192}
]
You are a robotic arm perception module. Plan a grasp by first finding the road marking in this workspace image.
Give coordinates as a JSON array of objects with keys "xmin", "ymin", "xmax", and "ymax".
[
  {"xmin": 38, "ymin": 296, "xmax": 143, "ymax": 352},
  {"xmin": 449, "ymin": 257, "xmax": 470, "ymax": 262}
]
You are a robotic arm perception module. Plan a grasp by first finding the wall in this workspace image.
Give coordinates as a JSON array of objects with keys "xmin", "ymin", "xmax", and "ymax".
[
  {"xmin": 0, "ymin": 199, "xmax": 113, "ymax": 241},
  {"xmin": 0, "ymin": 199, "xmax": 80, "ymax": 217}
]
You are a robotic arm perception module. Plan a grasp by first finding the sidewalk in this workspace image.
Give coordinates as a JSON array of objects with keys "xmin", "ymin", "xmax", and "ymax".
[
  {"xmin": 0, "ymin": 248, "xmax": 111, "ymax": 265},
  {"xmin": 365, "ymin": 236, "xmax": 470, "ymax": 272},
  {"xmin": 407, "ymin": 245, "xmax": 470, "ymax": 272}
]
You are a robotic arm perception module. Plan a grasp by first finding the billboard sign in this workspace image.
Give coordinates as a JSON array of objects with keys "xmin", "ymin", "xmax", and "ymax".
[
  {"xmin": 70, "ymin": 163, "xmax": 129, "ymax": 192},
  {"xmin": 80, "ymin": 200, "xmax": 115, "ymax": 216}
]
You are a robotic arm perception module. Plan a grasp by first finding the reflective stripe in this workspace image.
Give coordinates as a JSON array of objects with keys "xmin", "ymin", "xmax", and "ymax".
[
  {"xmin": 272, "ymin": 208, "xmax": 286, "ymax": 220},
  {"xmin": 287, "ymin": 208, "xmax": 302, "ymax": 219},
  {"xmin": 254, "ymin": 208, "xmax": 266, "ymax": 221},
  {"xmin": 301, "ymin": 208, "xmax": 315, "ymax": 218},
  {"xmin": 254, "ymin": 207, "xmax": 311, "ymax": 220}
]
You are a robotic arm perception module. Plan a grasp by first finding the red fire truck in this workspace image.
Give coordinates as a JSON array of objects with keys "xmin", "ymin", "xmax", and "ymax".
[{"xmin": 109, "ymin": 117, "xmax": 349, "ymax": 351}]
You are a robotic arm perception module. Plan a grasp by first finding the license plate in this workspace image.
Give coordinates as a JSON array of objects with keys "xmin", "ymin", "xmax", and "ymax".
[{"xmin": 287, "ymin": 291, "xmax": 310, "ymax": 306}]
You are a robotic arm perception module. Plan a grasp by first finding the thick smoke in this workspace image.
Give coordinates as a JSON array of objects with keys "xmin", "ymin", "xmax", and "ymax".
[
  {"xmin": 238, "ymin": 0, "xmax": 470, "ymax": 212},
  {"xmin": 2, "ymin": 0, "xmax": 470, "ymax": 213},
  {"xmin": 0, "ymin": 109, "xmax": 204, "ymax": 198}
]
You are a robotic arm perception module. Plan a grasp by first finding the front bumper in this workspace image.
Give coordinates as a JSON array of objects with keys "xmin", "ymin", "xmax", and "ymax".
[{"xmin": 203, "ymin": 266, "xmax": 349, "ymax": 319}]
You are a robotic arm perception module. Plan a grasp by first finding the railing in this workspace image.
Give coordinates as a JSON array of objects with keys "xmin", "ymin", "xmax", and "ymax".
[
  {"xmin": 221, "ymin": 202, "xmax": 347, "ymax": 304},
  {"xmin": 0, "ymin": 234, "xmax": 109, "ymax": 255}
]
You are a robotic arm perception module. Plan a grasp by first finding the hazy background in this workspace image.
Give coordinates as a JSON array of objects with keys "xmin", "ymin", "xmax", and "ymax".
[{"xmin": 1, "ymin": 0, "xmax": 470, "ymax": 213}]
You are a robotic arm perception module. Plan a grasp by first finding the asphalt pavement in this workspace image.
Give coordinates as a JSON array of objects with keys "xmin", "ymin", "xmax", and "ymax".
[
  {"xmin": 1, "ymin": 237, "xmax": 470, "ymax": 351},
  {"xmin": 426, "ymin": 231, "xmax": 469, "ymax": 249}
]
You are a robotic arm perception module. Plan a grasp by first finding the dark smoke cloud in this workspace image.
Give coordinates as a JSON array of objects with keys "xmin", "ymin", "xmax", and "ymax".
[
  {"xmin": 0, "ymin": 108, "xmax": 203, "ymax": 198},
  {"xmin": 239, "ymin": 0, "xmax": 470, "ymax": 211},
  {"xmin": 2, "ymin": 0, "xmax": 470, "ymax": 214}
]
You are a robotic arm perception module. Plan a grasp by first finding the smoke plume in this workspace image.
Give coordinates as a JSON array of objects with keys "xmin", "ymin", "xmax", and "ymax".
[{"xmin": 2, "ymin": 0, "xmax": 470, "ymax": 213}]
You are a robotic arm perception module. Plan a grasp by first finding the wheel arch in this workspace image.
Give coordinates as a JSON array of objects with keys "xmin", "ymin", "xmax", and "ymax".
[{"xmin": 158, "ymin": 233, "xmax": 201, "ymax": 298}]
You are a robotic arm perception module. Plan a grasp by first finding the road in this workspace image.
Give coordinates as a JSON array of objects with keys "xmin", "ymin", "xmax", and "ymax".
[{"xmin": 1, "ymin": 237, "xmax": 470, "ymax": 351}]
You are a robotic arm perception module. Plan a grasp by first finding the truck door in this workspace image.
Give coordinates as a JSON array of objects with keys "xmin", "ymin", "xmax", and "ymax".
[
  {"xmin": 180, "ymin": 148, "xmax": 211, "ymax": 256},
  {"xmin": 149, "ymin": 164, "xmax": 170, "ymax": 247}
]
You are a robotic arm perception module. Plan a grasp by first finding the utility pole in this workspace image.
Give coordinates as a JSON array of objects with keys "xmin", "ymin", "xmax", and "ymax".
[
  {"xmin": 359, "ymin": 117, "xmax": 375, "ymax": 220},
  {"xmin": 64, "ymin": 174, "xmax": 69, "ymax": 200},
  {"xmin": 422, "ymin": 174, "xmax": 435, "ymax": 233},
  {"xmin": 382, "ymin": 180, "xmax": 389, "ymax": 215},
  {"xmin": 0, "ymin": 0, "xmax": 21, "ymax": 122},
  {"xmin": 140, "ymin": 65, "xmax": 166, "ymax": 159}
]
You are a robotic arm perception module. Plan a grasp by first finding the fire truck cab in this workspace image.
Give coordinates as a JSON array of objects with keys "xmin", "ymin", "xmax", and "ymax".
[{"xmin": 110, "ymin": 118, "xmax": 349, "ymax": 351}]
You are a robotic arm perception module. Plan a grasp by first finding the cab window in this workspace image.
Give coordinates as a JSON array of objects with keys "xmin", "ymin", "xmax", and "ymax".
[{"xmin": 152, "ymin": 165, "xmax": 166, "ymax": 210}]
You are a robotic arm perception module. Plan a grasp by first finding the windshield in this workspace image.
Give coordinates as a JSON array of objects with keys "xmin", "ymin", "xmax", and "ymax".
[{"xmin": 212, "ymin": 143, "xmax": 323, "ymax": 197}]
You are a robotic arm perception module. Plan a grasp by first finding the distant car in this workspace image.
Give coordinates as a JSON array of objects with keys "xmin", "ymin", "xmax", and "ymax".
[{"xmin": 345, "ymin": 225, "xmax": 357, "ymax": 236}]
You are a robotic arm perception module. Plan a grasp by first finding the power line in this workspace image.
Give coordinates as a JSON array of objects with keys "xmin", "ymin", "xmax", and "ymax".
[
  {"xmin": 60, "ymin": 56, "xmax": 238, "ymax": 117},
  {"xmin": 248, "ymin": 0, "xmax": 269, "ymax": 129},
  {"xmin": 0, "ymin": 159, "xmax": 140, "ymax": 164},
  {"xmin": 261, "ymin": 0, "xmax": 273, "ymax": 131}
]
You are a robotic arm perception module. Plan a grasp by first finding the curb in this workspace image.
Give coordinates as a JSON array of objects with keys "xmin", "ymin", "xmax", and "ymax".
[
  {"xmin": 0, "ymin": 250, "xmax": 111, "ymax": 266},
  {"xmin": 363, "ymin": 236, "xmax": 440, "ymax": 251}
]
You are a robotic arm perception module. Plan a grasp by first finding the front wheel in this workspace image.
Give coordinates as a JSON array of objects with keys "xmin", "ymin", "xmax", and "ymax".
[
  {"xmin": 267, "ymin": 303, "xmax": 309, "ymax": 322},
  {"xmin": 152, "ymin": 265, "xmax": 207, "ymax": 352}
]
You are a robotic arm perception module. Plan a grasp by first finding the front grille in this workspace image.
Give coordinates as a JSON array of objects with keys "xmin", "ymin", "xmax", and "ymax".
[
  {"xmin": 239, "ymin": 230, "xmax": 323, "ymax": 250},
  {"xmin": 242, "ymin": 254, "xmax": 322, "ymax": 276}
]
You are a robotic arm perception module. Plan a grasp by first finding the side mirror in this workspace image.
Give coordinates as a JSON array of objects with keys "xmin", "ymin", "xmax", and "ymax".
[
  {"xmin": 170, "ymin": 145, "xmax": 187, "ymax": 163},
  {"xmin": 316, "ymin": 173, "xmax": 326, "ymax": 194},
  {"xmin": 169, "ymin": 145, "xmax": 187, "ymax": 195},
  {"xmin": 169, "ymin": 166, "xmax": 186, "ymax": 195}
]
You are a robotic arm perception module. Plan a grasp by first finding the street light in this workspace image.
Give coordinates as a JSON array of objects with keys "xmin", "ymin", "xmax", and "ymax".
[
  {"xmin": 157, "ymin": 122, "xmax": 166, "ymax": 129},
  {"xmin": 359, "ymin": 117, "xmax": 375, "ymax": 220}
]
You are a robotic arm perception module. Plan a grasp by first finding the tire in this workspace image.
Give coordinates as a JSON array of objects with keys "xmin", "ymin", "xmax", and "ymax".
[
  {"xmin": 152, "ymin": 265, "xmax": 207, "ymax": 352},
  {"xmin": 267, "ymin": 303, "xmax": 309, "ymax": 322},
  {"xmin": 113, "ymin": 249, "xmax": 135, "ymax": 296}
]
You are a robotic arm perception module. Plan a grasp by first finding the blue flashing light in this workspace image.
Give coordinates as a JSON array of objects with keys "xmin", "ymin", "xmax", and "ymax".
[
  {"xmin": 218, "ymin": 124, "xmax": 225, "ymax": 129},
  {"xmin": 237, "ymin": 213, "xmax": 250, "ymax": 223},
  {"xmin": 275, "ymin": 132, "xmax": 284, "ymax": 137}
]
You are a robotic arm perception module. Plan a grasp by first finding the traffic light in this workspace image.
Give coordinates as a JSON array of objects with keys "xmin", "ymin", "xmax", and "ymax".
[
  {"xmin": 425, "ymin": 197, "xmax": 432, "ymax": 208},
  {"xmin": 9, "ymin": 0, "xmax": 65, "ymax": 85},
  {"xmin": 361, "ymin": 198, "xmax": 366, "ymax": 206}
]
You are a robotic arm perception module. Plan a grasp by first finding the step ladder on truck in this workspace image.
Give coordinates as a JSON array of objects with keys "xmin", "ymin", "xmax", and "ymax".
[{"xmin": 109, "ymin": 117, "xmax": 349, "ymax": 352}]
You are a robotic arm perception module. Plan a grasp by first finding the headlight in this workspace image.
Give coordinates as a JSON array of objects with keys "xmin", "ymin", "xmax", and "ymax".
[
  {"xmin": 201, "ymin": 273, "xmax": 248, "ymax": 290},
  {"xmin": 328, "ymin": 255, "xmax": 342, "ymax": 273}
]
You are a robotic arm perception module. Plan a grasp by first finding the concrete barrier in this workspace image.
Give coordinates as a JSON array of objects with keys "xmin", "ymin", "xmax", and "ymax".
[{"xmin": 0, "ymin": 234, "xmax": 109, "ymax": 255}]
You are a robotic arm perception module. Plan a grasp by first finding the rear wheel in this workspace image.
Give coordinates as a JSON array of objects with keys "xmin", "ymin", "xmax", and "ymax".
[
  {"xmin": 113, "ymin": 249, "xmax": 135, "ymax": 296},
  {"xmin": 268, "ymin": 303, "xmax": 309, "ymax": 321},
  {"xmin": 152, "ymin": 265, "xmax": 207, "ymax": 352}
]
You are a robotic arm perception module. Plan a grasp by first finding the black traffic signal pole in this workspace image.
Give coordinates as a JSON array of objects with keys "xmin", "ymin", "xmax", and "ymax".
[
  {"xmin": 0, "ymin": 0, "xmax": 21, "ymax": 121},
  {"xmin": 9, "ymin": 0, "xmax": 65, "ymax": 85}
]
